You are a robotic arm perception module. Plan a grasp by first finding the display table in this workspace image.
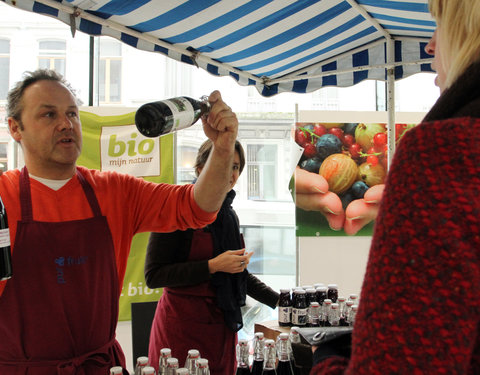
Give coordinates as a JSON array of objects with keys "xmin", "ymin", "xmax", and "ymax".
[
  {"xmin": 254, "ymin": 320, "xmax": 313, "ymax": 374},
  {"xmin": 254, "ymin": 320, "xmax": 290, "ymax": 341}
]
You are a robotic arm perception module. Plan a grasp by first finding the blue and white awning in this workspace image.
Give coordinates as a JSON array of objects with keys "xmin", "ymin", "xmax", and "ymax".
[{"xmin": 1, "ymin": 0, "xmax": 436, "ymax": 97}]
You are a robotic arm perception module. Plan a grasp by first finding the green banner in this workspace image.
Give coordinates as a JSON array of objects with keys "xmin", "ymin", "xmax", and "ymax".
[{"xmin": 78, "ymin": 109, "xmax": 174, "ymax": 320}]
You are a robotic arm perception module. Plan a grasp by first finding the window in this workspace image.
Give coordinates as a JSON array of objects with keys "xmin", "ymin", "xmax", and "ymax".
[
  {"xmin": 0, "ymin": 142, "xmax": 7, "ymax": 172},
  {"xmin": 99, "ymin": 38, "xmax": 122, "ymax": 103},
  {"xmin": 38, "ymin": 40, "xmax": 66, "ymax": 76},
  {"xmin": 0, "ymin": 39, "xmax": 10, "ymax": 100},
  {"xmin": 312, "ymin": 86, "xmax": 340, "ymax": 110},
  {"xmin": 247, "ymin": 144, "xmax": 277, "ymax": 200},
  {"xmin": 177, "ymin": 145, "xmax": 198, "ymax": 185},
  {"xmin": 247, "ymin": 86, "xmax": 276, "ymax": 112},
  {"xmin": 241, "ymin": 225, "xmax": 295, "ymax": 275}
]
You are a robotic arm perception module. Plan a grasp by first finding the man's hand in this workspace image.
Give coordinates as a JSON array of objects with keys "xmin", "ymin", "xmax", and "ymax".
[
  {"xmin": 193, "ymin": 91, "xmax": 238, "ymax": 213},
  {"xmin": 201, "ymin": 91, "xmax": 238, "ymax": 154}
]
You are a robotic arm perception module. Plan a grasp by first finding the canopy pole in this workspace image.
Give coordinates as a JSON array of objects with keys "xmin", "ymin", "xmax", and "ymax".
[
  {"xmin": 88, "ymin": 36, "xmax": 94, "ymax": 106},
  {"xmin": 386, "ymin": 38, "xmax": 396, "ymax": 170},
  {"xmin": 346, "ymin": 0, "xmax": 396, "ymax": 169}
]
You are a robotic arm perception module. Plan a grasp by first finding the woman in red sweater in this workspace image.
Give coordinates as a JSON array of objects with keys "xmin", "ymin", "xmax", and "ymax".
[{"xmin": 311, "ymin": 0, "xmax": 480, "ymax": 373}]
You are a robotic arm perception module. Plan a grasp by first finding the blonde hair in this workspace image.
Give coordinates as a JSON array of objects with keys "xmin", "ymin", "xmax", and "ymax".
[{"xmin": 428, "ymin": 0, "xmax": 480, "ymax": 88}]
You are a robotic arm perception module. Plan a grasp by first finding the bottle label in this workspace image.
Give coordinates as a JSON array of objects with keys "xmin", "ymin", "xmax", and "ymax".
[
  {"xmin": 0, "ymin": 228, "xmax": 10, "ymax": 247},
  {"xmin": 278, "ymin": 306, "xmax": 291, "ymax": 323},
  {"xmin": 292, "ymin": 307, "xmax": 307, "ymax": 325},
  {"xmin": 163, "ymin": 98, "xmax": 195, "ymax": 132}
]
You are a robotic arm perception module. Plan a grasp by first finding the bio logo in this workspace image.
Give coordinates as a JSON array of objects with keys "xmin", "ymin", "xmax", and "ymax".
[
  {"xmin": 100, "ymin": 124, "xmax": 160, "ymax": 177},
  {"xmin": 108, "ymin": 133, "xmax": 154, "ymax": 157}
]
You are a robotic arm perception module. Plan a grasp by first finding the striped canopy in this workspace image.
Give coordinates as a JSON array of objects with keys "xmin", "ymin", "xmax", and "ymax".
[{"xmin": 2, "ymin": 0, "xmax": 436, "ymax": 97}]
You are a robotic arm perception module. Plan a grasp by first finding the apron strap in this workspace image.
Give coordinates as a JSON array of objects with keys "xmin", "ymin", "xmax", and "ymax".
[
  {"xmin": 18, "ymin": 167, "xmax": 102, "ymax": 221},
  {"xmin": 76, "ymin": 169, "xmax": 102, "ymax": 217},
  {"xmin": 19, "ymin": 167, "xmax": 33, "ymax": 222}
]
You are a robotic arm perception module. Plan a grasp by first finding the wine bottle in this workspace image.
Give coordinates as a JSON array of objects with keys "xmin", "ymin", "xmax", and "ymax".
[
  {"xmin": 235, "ymin": 339, "xmax": 251, "ymax": 374},
  {"xmin": 263, "ymin": 339, "xmax": 277, "ymax": 374},
  {"xmin": 275, "ymin": 333, "xmax": 294, "ymax": 375},
  {"xmin": 251, "ymin": 332, "xmax": 265, "ymax": 375},
  {"xmin": 0, "ymin": 195, "xmax": 12, "ymax": 281},
  {"xmin": 135, "ymin": 96, "xmax": 210, "ymax": 138}
]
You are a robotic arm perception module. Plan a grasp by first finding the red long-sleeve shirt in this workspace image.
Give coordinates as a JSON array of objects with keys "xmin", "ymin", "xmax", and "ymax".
[{"xmin": 0, "ymin": 166, "xmax": 217, "ymax": 296}]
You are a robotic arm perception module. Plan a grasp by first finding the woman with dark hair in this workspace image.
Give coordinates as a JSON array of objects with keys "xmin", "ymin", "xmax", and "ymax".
[{"xmin": 145, "ymin": 139, "xmax": 279, "ymax": 374}]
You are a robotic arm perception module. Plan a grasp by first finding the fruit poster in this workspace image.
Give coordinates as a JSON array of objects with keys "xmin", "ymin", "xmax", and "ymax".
[{"xmin": 294, "ymin": 120, "xmax": 415, "ymax": 236}]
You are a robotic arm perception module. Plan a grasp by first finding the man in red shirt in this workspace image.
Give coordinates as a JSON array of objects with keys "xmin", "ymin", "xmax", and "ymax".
[{"xmin": 0, "ymin": 69, "xmax": 244, "ymax": 374}]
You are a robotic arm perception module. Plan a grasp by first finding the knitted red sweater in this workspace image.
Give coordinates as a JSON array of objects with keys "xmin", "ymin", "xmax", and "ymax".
[{"xmin": 311, "ymin": 116, "xmax": 480, "ymax": 374}]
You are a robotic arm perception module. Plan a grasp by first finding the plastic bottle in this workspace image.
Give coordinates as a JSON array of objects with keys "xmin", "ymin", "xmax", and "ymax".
[
  {"xmin": 159, "ymin": 348, "xmax": 172, "ymax": 375},
  {"xmin": 305, "ymin": 288, "xmax": 317, "ymax": 326},
  {"xmin": 344, "ymin": 300, "xmax": 354, "ymax": 325},
  {"xmin": 337, "ymin": 296, "xmax": 347, "ymax": 326},
  {"xmin": 196, "ymin": 358, "xmax": 210, "ymax": 375},
  {"xmin": 321, "ymin": 299, "xmax": 332, "ymax": 327},
  {"xmin": 184, "ymin": 349, "xmax": 200, "ymax": 375},
  {"xmin": 348, "ymin": 293, "xmax": 359, "ymax": 306},
  {"xmin": 141, "ymin": 366, "xmax": 156, "ymax": 375},
  {"xmin": 134, "ymin": 356, "xmax": 149, "ymax": 375},
  {"xmin": 0, "ymin": 195, "xmax": 12, "ymax": 281},
  {"xmin": 110, "ymin": 367, "xmax": 124, "ymax": 375},
  {"xmin": 308, "ymin": 302, "xmax": 320, "ymax": 327},
  {"xmin": 135, "ymin": 96, "xmax": 210, "ymax": 138},
  {"xmin": 348, "ymin": 305, "xmax": 359, "ymax": 326},
  {"xmin": 235, "ymin": 339, "xmax": 251, "ymax": 374},
  {"xmin": 166, "ymin": 358, "xmax": 179, "ymax": 375},
  {"xmin": 328, "ymin": 303, "xmax": 341, "ymax": 326}
]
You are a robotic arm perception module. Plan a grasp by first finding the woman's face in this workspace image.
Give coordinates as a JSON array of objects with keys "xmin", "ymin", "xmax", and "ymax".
[
  {"xmin": 197, "ymin": 150, "xmax": 241, "ymax": 189},
  {"xmin": 229, "ymin": 151, "xmax": 241, "ymax": 190},
  {"xmin": 425, "ymin": 28, "xmax": 447, "ymax": 93}
]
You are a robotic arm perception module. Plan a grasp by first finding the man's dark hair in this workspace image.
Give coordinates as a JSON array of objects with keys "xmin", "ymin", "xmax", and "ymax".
[{"xmin": 7, "ymin": 69, "xmax": 79, "ymax": 124}]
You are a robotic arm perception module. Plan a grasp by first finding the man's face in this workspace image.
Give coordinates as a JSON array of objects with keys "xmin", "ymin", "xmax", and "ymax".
[{"xmin": 8, "ymin": 80, "xmax": 82, "ymax": 178}]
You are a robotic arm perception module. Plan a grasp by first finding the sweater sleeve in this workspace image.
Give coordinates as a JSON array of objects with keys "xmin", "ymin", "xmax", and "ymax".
[
  {"xmin": 312, "ymin": 118, "xmax": 480, "ymax": 374},
  {"xmin": 144, "ymin": 230, "xmax": 211, "ymax": 289},
  {"xmin": 246, "ymin": 273, "xmax": 279, "ymax": 309}
]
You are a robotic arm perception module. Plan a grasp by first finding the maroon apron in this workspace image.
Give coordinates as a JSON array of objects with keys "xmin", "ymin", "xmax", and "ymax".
[
  {"xmin": 148, "ymin": 230, "xmax": 237, "ymax": 375},
  {"xmin": 0, "ymin": 167, "xmax": 125, "ymax": 375}
]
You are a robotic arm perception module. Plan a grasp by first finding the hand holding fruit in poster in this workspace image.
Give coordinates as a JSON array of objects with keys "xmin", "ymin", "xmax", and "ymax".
[{"xmin": 294, "ymin": 122, "xmax": 414, "ymax": 235}]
